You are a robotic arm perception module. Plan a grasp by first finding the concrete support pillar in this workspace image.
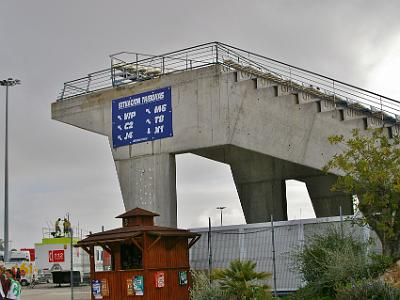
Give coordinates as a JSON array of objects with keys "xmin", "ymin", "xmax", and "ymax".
[
  {"xmin": 114, "ymin": 153, "xmax": 177, "ymax": 227},
  {"xmin": 229, "ymin": 152, "xmax": 288, "ymax": 223},
  {"xmin": 236, "ymin": 178, "xmax": 287, "ymax": 223},
  {"xmin": 304, "ymin": 174, "xmax": 353, "ymax": 217}
]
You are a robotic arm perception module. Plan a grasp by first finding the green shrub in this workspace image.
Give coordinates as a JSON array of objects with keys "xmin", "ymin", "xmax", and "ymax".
[
  {"xmin": 292, "ymin": 227, "xmax": 369, "ymax": 297},
  {"xmin": 212, "ymin": 259, "xmax": 272, "ymax": 300},
  {"xmin": 367, "ymin": 253, "xmax": 395, "ymax": 278},
  {"xmin": 336, "ymin": 279, "xmax": 400, "ymax": 300},
  {"xmin": 290, "ymin": 285, "xmax": 334, "ymax": 300},
  {"xmin": 190, "ymin": 271, "xmax": 225, "ymax": 300}
]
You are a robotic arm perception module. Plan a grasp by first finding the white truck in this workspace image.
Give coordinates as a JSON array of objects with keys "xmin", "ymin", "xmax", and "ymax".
[
  {"xmin": 5, "ymin": 250, "xmax": 37, "ymax": 286},
  {"xmin": 35, "ymin": 236, "xmax": 90, "ymax": 285}
]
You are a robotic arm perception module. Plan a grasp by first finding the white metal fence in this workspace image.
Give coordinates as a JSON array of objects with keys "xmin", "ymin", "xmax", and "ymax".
[{"xmin": 189, "ymin": 215, "xmax": 381, "ymax": 293}]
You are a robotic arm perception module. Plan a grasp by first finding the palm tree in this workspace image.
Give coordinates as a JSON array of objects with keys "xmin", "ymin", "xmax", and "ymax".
[{"xmin": 212, "ymin": 259, "xmax": 272, "ymax": 300}]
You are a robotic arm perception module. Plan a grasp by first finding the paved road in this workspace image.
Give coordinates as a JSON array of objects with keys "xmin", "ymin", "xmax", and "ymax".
[{"xmin": 21, "ymin": 284, "xmax": 90, "ymax": 300}]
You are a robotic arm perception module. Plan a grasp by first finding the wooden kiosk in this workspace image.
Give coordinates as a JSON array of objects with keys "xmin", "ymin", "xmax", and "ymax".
[{"xmin": 77, "ymin": 208, "xmax": 200, "ymax": 300}]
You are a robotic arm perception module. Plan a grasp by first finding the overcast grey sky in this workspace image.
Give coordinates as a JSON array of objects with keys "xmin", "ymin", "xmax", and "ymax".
[{"xmin": 1, "ymin": 0, "xmax": 400, "ymax": 249}]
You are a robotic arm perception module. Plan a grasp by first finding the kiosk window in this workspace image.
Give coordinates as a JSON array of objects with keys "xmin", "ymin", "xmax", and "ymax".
[{"xmin": 121, "ymin": 244, "xmax": 142, "ymax": 270}]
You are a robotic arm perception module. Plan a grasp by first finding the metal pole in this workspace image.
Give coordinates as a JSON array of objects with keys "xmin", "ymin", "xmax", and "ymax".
[
  {"xmin": 332, "ymin": 80, "xmax": 336, "ymax": 108},
  {"xmin": 220, "ymin": 210, "xmax": 223, "ymax": 227},
  {"xmin": 271, "ymin": 215, "xmax": 277, "ymax": 298},
  {"xmin": 70, "ymin": 228, "xmax": 74, "ymax": 300},
  {"xmin": 4, "ymin": 85, "xmax": 8, "ymax": 262},
  {"xmin": 339, "ymin": 206, "xmax": 344, "ymax": 238},
  {"xmin": 61, "ymin": 83, "xmax": 66, "ymax": 100},
  {"xmin": 1, "ymin": 79, "xmax": 20, "ymax": 262},
  {"xmin": 86, "ymin": 74, "xmax": 92, "ymax": 92},
  {"xmin": 208, "ymin": 217, "xmax": 212, "ymax": 281},
  {"xmin": 136, "ymin": 54, "xmax": 139, "ymax": 79},
  {"xmin": 111, "ymin": 59, "xmax": 114, "ymax": 87}
]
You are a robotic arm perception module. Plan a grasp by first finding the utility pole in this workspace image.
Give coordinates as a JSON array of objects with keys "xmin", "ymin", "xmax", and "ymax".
[
  {"xmin": 271, "ymin": 214, "xmax": 277, "ymax": 298},
  {"xmin": 207, "ymin": 217, "xmax": 212, "ymax": 281},
  {"xmin": 70, "ymin": 227, "xmax": 74, "ymax": 300},
  {"xmin": 0, "ymin": 78, "xmax": 21, "ymax": 262}
]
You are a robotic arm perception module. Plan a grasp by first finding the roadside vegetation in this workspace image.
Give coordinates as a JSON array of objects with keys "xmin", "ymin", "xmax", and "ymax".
[
  {"xmin": 287, "ymin": 228, "xmax": 398, "ymax": 299},
  {"xmin": 190, "ymin": 259, "xmax": 272, "ymax": 300}
]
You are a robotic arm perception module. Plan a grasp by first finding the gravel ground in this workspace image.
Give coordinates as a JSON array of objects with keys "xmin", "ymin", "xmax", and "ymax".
[{"xmin": 21, "ymin": 283, "xmax": 91, "ymax": 300}]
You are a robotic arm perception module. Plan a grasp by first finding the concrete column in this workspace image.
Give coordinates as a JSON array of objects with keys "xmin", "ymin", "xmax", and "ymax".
[
  {"xmin": 235, "ymin": 177, "xmax": 287, "ymax": 223},
  {"xmin": 192, "ymin": 146, "xmax": 289, "ymax": 223},
  {"xmin": 114, "ymin": 153, "xmax": 177, "ymax": 227},
  {"xmin": 229, "ymin": 150, "xmax": 288, "ymax": 223},
  {"xmin": 304, "ymin": 174, "xmax": 353, "ymax": 217}
]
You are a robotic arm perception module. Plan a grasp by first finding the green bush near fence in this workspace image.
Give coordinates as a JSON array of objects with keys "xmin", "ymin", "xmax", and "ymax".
[
  {"xmin": 190, "ymin": 271, "xmax": 225, "ymax": 300},
  {"xmin": 190, "ymin": 260, "xmax": 272, "ymax": 300},
  {"xmin": 336, "ymin": 279, "xmax": 400, "ymax": 300},
  {"xmin": 212, "ymin": 259, "xmax": 272, "ymax": 300},
  {"xmin": 290, "ymin": 227, "xmax": 397, "ymax": 299}
]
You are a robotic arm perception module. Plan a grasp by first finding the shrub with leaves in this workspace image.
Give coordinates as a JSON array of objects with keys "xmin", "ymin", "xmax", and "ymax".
[
  {"xmin": 367, "ymin": 253, "xmax": 395, "ymax": 278},
  {"xmin": 190, "ymin": 270, "xmax": 225, "ymax": 300},
  {"xmin": 325, "ymin": 129, "xmax": 400, "ymax": 259},
  {"xmin": 336, "ymin": 279, "xmax": 400, "ymax": 300},
  {"xmin": 292, "ymin": 227, "xmax": 373, "ymax": 297},
  {"xmin": 291, "ymin": 285, "xmax": 334, "ymax": 300},
  {"xmin": 212, "ymin": 259, "xmax": 272, "ymax": 300}
]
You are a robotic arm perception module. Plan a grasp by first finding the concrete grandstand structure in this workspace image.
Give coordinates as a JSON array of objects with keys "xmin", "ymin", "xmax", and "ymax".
[{"xmin": 51, "ymin": 42, "xmax": 400, "ymax": 227}]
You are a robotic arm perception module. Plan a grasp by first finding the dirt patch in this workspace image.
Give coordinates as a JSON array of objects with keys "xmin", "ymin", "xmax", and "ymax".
[{"xmin": 381, "ymin": 260, "xmax": 400, "ymax": 288}]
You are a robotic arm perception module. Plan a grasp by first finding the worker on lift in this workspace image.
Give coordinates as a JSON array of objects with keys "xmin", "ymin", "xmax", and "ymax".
[
  {"xmin": 63, "ymin": 218, "xmax": 71, "ymax": 237},
  {"xmin": 55, "ymin": 218, "xmax": 62, "ymax": 237}
]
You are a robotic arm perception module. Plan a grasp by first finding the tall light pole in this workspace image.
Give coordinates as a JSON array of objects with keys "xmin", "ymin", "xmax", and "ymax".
[
  {"xmin": 70, "ymin": 227, "xmax": 74, "ymax": 300},
  {"xmin": 216, "ymin": 206, "xmax": 226, "ymax": 227},
  {"xmin": 0, "ymin": 78, "xmax": 21, "ymax": 262}
]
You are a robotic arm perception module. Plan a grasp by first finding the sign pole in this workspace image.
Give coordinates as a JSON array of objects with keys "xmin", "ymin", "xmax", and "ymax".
[
  {"xmin": 207, "ymin": 217, "xmax": 212, "ymax": 282},
  {"xmin": 4, "ymin": 84, "xmax": 9, "ymax": 262},
  {"xmin": 271, "ymin": 214, "xmax": 277, "ymax": 298},
  {"xmin": 70, "ymin": 228, "xmax": 74, "ymax": 300}
]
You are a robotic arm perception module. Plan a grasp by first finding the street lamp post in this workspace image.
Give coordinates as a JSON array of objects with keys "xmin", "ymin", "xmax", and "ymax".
[
  {"xmin": 216, "ymin": 206, "xmax": 226, "ymax": 227},
  {"xmin": 0, "ymin": 78, "xmax": 21, "ymax": 262},
  {"xmin": 70, "ymin": 227, "xmax": 74, "ymax": 300}
]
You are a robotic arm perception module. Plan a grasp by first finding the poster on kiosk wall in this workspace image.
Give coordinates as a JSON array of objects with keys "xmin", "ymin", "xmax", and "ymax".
[
  {"xmin": 91, "ymin": 280, "xmax": 103, "ymax": 299},
  {"xmin": 155, "ymin": 271, "xmax": 165, "ymax": 288},
  {"xmin": 179, "ymin": 271, "xmax": 188, "ymax": 285},
  {"xmin": 133, "ymin": 275, "xmax": 144, "ymax": 296},
  {"xmin": 101, "ymin": 279, "xmax": 109, "ymax": 296}
]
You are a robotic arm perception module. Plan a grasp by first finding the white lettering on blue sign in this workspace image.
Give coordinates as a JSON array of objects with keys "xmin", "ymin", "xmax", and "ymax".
[{"xmin": 112, "ymin": 87, "xmax": 172, "ymax": 148}]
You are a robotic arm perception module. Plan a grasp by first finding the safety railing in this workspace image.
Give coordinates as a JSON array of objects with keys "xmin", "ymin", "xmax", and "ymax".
[{"xmin": 57, "ymin": 42, "xmax": 400, "ymax": 122}]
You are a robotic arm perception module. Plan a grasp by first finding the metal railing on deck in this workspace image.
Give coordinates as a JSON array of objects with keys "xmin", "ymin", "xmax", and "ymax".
[{"xmin": 57, "ymin": 42, "xmax": 400, "ymax": 123}]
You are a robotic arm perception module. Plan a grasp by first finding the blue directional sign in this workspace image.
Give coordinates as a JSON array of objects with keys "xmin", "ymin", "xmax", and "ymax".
[{"xmin": 112, "ymin": 87, "xmax": 173, "ymax": 148}]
